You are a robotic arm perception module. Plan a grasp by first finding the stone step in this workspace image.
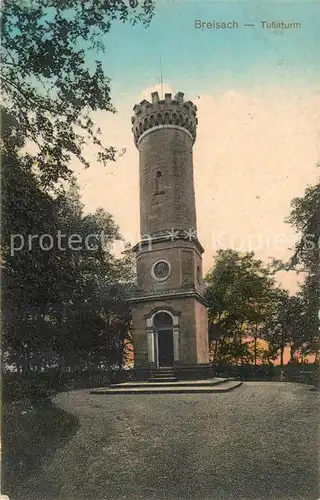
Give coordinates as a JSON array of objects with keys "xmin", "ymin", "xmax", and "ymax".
[
  {"xmin": 150, "ymin": 372, "xmax": 175, "ymax": 379},
  {"xmin": 149, "ymin": 377, "xmax": 178, "ymax": 383},
  {"xmin": 90, "ymin": 380, "xmax": 243, "ymax": 395},
  {"xmin": 117, "ymin": 378, "xmax": 228, "ymax": 388},
  {"xmin": 152, "ymin": 371, "xmax": 174, "ymax": 376}
]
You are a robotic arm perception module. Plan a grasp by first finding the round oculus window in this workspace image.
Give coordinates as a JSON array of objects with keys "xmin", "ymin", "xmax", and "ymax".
[{"xmin": 152, "ymin": 260, "xmax": 171, "ymax": 281}]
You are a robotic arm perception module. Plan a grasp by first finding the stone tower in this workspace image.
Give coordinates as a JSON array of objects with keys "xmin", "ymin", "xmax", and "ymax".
[{"xmin": 129, "ymin": 91, "xmax": 210, "ymax": 378}]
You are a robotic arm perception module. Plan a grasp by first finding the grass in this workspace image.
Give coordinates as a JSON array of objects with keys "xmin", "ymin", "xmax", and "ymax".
[{"xmin": 1, "ymin": 397, "xmax": 79, "ymax": 499}]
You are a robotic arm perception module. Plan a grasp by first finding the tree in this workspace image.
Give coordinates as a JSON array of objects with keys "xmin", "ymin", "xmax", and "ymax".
[
  {"xmin": 286, "ymin": 181, "xmax": 320, "ymax": 270},
  {"xmin": 262, "ymin": 289, "xmax": 307, "ymax": 365},
  {"xmin": 2, "ymin": 130, "xmax": 135, "ymax": 375},
  {"xmin": 1, "ymin": 0, "xmax": 154, "ymax": 186},
  {"xmin": 286, "ymin": 180, "xmax": 320, "ymax": 357},
  {"xmin": 205, "ymin": 250, "xmax": 276, "ymax": 365},
  {"xmin": 267, "ymin": 178, "xmax": 320, "ymax": 363},
  {"xmin": 1, "ymin": 1, "xmax": 152, "ymax": 390}
]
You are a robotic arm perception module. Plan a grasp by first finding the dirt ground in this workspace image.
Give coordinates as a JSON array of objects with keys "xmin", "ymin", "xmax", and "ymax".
[{"xmin": 10, "ymin": 382, "xmax": 320, "ymax": 500}]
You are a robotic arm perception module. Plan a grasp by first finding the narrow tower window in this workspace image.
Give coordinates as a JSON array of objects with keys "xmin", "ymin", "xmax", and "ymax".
[{"xmin": 155, "ymin": 170, "xmax": 165, "ymax": 195}]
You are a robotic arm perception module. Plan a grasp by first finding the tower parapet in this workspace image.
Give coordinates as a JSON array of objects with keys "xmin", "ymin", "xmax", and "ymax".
[{"xmin": 131, "ymin": 91, "xmax": 198, "ymax": 147}]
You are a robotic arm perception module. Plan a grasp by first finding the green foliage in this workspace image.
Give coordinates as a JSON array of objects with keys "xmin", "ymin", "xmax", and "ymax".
[
  {"xmin": 1, "ymin": 0, "xmax": 154, "ymax": 186},
  {"xmin": 1, "ymin": 0, "xmax": 153, "ymax": 393},
  {"xmin": 285, "ymin": 179, "xmax": 320, "ymax": 357},
  {"xmin": 262, "ymin": 289, "xmax": 310, "ymax": 364},
  {"xmin": 205, "ymin": 250, "xmax": 276, "ymax": 364},
  {"xmin": 1, "ymin": 110, "xmax": 135, "ymax": 378},
  {"xmin": 205, "ymin": 245, "xmax": 318, "ymax": 365},
  {"xmin": 216, "ymin": 179, "xmax": 320, "ymax": 365},
  {"xmin": 286, "ymin": 181, "xmax": 320, "ymax": 270},
  {"xmin": 207, "ymin": 178, "xmax": 319, "ymax": 366}
]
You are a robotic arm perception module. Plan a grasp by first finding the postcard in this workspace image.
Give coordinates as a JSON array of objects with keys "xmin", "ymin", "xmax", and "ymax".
[{"xmin": 1, "ymin": 1, "xmax": 319, "ymax": 499}]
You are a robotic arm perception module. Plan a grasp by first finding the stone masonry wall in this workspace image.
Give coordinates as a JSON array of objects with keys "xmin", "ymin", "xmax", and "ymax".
[
  {"xmin": 139, "ymin": 127, "xmax": 197, "ymax": 236},
  {"xmin": 131, "ymin": 297, "xmax": 207, "ymax": 367},
  {"xmin": 135, "ymin": 239, "xmax": 203, "ymax": 292},
  {"xmin": 195, "ymin": 301, "xmax": 210, "ymax": 363}
]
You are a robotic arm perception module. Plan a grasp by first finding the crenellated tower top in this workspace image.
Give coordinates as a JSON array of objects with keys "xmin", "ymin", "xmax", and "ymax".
[{"xmin": 131, "ymin": 91, "xmax": 198, "ymax": 147}]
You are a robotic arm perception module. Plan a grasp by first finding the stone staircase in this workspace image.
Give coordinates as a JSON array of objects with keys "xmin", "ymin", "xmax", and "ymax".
[
  {"xmin": 149, "ymin": 368, "xmax": 178, "ymax": 383},
  {"xmin": 90, "ymin": 376, "xmax": 243, "ymax": 395}
]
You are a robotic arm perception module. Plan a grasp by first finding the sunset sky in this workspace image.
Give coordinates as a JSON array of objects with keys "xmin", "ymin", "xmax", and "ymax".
[{"xmin": 74, "ymin": 0, "xmax": 319, "ymax": 292}]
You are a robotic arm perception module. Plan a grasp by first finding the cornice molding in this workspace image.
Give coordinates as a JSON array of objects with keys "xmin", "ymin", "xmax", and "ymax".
[{"xmin": 128, "ymin": 288, "xmax": 208, "ymax": 307}]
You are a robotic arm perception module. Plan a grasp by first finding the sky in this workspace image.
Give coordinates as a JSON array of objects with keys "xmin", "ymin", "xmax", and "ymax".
[{"xmin": 74, "ymin": 0, "xmax": 319, "ymax": 292}]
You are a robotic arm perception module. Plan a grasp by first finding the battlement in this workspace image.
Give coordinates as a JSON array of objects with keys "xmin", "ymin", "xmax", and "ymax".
[{"xmin": 131, "ymin": 91, "xmax": 198, "ymax": 146}]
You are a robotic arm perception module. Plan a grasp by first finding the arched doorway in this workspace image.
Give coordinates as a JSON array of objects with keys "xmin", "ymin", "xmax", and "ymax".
[{"xmin": 154, "ymin": 312, "xmax": 174, "ymax": 367}]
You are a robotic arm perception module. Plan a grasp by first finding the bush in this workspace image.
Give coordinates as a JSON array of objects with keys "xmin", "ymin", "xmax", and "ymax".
[{"xmin": 2, "ymin": 373, "xmax": 57, "ymax": 403}]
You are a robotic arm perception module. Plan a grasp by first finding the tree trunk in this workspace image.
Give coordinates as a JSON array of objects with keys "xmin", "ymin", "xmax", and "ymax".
[
  {"xmin": 290, "ymin": 344, "xmax": 296, "ymax": 363},
  {"xmin": 254, "ymin": 324, "xmax": 258, "ymax": 366},
  {"xmin": 239, "ymin": 323, "xmax": 243, "ymax": 365},
  {"xmin": 118, "ymin": 348, "xmax": 123, "ymax": 371},
  {"xmin": 218, "ymin": 337, "xmax": 225, "ymax": 362},
  {"xmin": 254, "ymin": 337, "xmax": 257, "ymax": 365},
  {"xmin": 280, "ymin": 345, "xmax": 284, "ymax": 366}
]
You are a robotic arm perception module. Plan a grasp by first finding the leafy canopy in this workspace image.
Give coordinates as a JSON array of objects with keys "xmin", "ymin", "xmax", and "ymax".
[
  {"xmin": 204, "ymin": 250, "xmax": 277, "ymax": 364},
  {"xmin": 1, "ymin": 0, "xmax": 154, "ymax": 186},
  {"xmin": 286, "ymin": 181, "xmax": 320, "ymax": 270},
  {"xmin": 285, "ymin": 179, "xmax": 320, "ymax": 350},
  {"xmin": 1, "ymin": 1, "xmax": 152, "ymax": 376},
  {"xmin": 205, "ymin": 249, "xmax": 276, "ymax": 329}
]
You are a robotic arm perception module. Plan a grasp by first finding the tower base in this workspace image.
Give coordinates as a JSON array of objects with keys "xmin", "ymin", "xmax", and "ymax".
[{"xmin": 131, "ymin": 294, "xmax": 210, "ymax": 377}]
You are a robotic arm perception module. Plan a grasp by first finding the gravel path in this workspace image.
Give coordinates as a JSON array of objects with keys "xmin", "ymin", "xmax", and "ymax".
[{"xmin": 22, "ymin": 382, "xmax": 319, "ymax": 500}]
